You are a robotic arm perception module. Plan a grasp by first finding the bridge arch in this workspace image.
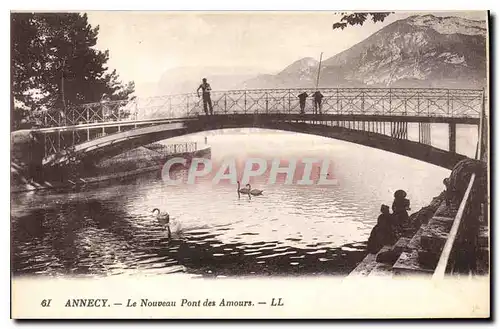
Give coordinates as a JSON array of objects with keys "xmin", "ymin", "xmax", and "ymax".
[
  {"xmin": 41, "ymin": 114, "xmax": 471, "ymax": 170},
  {"xmin": 34, "ymin": 87, "xmax": 484, "ymax": 171}
]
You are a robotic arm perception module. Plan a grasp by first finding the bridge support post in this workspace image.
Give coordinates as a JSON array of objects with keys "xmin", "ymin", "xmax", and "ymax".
[
  {"xmin": 44, "ymin": 134, "xmax": 48, "ymax": 158},
  {"xmin": 449, "ymin": 123, "xmax": 457, "ymax": 153},
  {"xmin": 57, "ymin": 130, "xmax": 61, "ymax": 152},
  {"xmin": 245, "ymin": 91, "xmax": 248, "ymax": 114},
  {"xmin": 419, "ymin": 122, "xmax": 431, "ymax": 145},
  {"xmin": 265, "ymin": 92, "xmax": 269, "ymax": 114}
]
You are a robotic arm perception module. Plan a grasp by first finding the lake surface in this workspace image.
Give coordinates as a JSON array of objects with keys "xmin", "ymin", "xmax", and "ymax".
[{"xmin": 11, "ymin": 126, "xmax": 477, "ymax": 278}]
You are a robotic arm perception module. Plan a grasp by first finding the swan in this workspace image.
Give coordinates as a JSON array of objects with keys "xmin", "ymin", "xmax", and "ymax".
[
  {"xmin": 237, "ymin": 181, "xmax": 251, "ymax": 194},
  {"xmin": 152, "ymin": 208, "xmax": 170, "ymax": 224},
  {"xmin": 152, "ymin": 208, "xmax": 178, "ymax": 239},
  {"xmin": 249, "ymin": 184, "xmax": 264, "ymax": 196}
]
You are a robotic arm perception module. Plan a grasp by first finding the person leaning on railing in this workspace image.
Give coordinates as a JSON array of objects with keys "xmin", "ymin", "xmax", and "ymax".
[
  {"xmin": 313, "ymin": 90, "xmax": 324, "ymax": 114},
  {"xmin": 297, "ymin": 92, "xmax": 308, "ymax": 114}
]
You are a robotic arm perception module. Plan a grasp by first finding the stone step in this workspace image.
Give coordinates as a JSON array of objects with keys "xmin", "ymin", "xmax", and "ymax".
[
  {"xmin": 376, "ymin": 244, "xmax": 404, "ymax": 265},
  {"xmin": 373, "ymin": 237, "xmax": 413, "ymax": 267},
  {"xmin": 407, "ymin": 225, "xmax": 425, "ymax": 250},
  {"xmin": 415, "ymin": 249, "xmax": 441, "ymax": 270},
  {"xmin": 392, "ymin": 237, "xmax": 412, "ymax": 254},
  {"xmin": 392, "ymin": 250, "xmax": 434, "ymax": 276},
  {"xmin": 420, "ymin": 216, "xmax": 454, "ymax": 254},
  {"xmin": 347, "ymin": 253, "xmax": 378, "ymax": 277},
  {"xmin": 392, "ymin": 223, "xmax": 441, "ymax": 274},
  {"xmin": 367, "ymin": 262, "xmax": 394, "ymax": 278},
  {"xmin": 348, "ymin": 245, "xmax": 392, "ymax": 277},
  {"xmin": 434, "ymin": 200, "xmax": 459, "ymax": 218}
]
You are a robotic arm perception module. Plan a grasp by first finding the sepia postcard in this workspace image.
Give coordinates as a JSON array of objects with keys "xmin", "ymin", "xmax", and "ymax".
[{"xmin": 10, "ymin": 10, "xmax": 490, "ymax": 319}]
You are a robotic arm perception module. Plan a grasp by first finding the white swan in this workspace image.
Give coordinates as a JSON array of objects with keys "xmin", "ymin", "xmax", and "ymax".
[
  {"xmin": 152, "ymin": 208, "xmax": 178, "ymax": 239},
  {"xmin": 152, "ymin": 208, "xmax": 170, "ymax": 224}
]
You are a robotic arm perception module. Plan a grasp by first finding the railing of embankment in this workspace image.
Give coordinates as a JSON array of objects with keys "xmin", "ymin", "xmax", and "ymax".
[
  {"xmin": 432, "ymin": 173, "xmax": 477, "ymax": 279},
  {"xmin": 40, "ymin": 88, "xmax": 484, "ymax": 127}
]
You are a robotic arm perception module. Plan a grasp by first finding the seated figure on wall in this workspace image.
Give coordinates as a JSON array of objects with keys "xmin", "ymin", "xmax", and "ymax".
[{"xmin": 367, "ymin": 204, "xmax": 397, "ymax": 254}]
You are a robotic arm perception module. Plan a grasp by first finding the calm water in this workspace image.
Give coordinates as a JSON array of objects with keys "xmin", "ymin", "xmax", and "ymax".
[{"xmin": 11, "ymin": 127, "xmax": 477, "ymax": 278}]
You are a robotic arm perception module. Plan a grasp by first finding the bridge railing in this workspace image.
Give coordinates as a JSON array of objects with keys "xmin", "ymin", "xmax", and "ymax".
[
  {"xmin": 144, "ymin": 142, "xmax": 198, "ymax": 155},
  {"xmin": 41, "ymin": 88, "xmax": 484, "ymax": 127}
]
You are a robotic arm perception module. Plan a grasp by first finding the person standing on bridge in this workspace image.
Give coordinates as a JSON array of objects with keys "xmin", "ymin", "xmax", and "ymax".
[
  {"xmin": 298, "ymin": 92, "xmax": 308, "ymax": 114},
  {"xmin": 313, "ymin": 90, "xmax": 324, "ymax": 114},
  {"xmin": 197, "ymin": 78, "xmax": 213, "ymax": 116}
]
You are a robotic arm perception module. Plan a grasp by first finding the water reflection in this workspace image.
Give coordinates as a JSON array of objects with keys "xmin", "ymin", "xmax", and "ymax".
[
  {"xmin": 11, "ymin": 130, "xmax": 458, "ymax": 277},
  {"xmin": 11, "ymin": 192, "xmax": 368, "ymax": 277}
]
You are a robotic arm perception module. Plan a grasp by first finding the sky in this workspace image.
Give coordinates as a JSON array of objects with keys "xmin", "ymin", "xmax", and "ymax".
[{"xmin": 85, "ymin": 11, "xmax": 487, "ymax": 96}]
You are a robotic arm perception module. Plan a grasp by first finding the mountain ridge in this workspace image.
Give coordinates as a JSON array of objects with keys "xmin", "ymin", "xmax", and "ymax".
[{"xmin": 241, "ymin": 14, "xmax": 487, "ymax": 90}]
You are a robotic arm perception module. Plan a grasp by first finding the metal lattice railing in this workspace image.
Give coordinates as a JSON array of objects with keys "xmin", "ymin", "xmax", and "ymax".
[
  {"xmin": 41, "ymin": 88, "xmax": 485, "ymax": 127},
  {"xmin": 144, "ymin": 142, "xmax": 198, "ymax": 155}
]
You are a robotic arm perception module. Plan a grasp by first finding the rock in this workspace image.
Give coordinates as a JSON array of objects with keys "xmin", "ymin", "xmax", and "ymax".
[
  {"xmin": 376, "ymin": 249, "xmax": 401, "ymax": 265},
  {"xmin": 448, "ymin": 158, "xmax": 488, "ymax": 204},
  {"xmin": 374, "ymin": 245, "xmax": 399, "ymax": 265}
]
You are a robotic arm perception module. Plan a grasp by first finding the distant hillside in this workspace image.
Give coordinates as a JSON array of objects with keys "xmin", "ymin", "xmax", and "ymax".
[
  {"xmin": 241, "ymin": 14, "xmax": 487, "ymax": 89},
  {"xmin": 242, "ymin": 57, "xmax": 319, "ymax": 89},
  {"xmin": 156, "ymin": 66, "xmax": 267, "ymax": 95}
]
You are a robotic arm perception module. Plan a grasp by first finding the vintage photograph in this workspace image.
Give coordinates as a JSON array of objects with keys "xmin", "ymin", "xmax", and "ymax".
[{"xmin": 10, "ymin": 10, "xmax": 489, "ymax": 318}]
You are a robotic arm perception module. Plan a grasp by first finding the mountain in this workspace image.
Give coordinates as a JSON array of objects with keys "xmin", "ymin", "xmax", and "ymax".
[
  {"xmin": 242, "ymin": 57, "xmax": 319, "ymax": 89},
  {"xmin": 242, "ymin": 14, "xmax": 487, "ymax": 89}
]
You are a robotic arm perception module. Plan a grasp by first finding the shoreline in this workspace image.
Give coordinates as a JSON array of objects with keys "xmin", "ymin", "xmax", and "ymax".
[
  {"xmin": 11, "ymin": 146, "xmax": 211, "ymax": 194},
  {"xmin": 349, "ymin": 179, "xmax": 488, "ymax": 277},
  {"xmin": 348, "ymin": 192, "xmax": 446, "ymax": 277}
]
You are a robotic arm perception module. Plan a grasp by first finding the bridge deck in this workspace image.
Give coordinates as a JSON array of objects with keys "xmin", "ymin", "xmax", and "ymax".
[{"xmin": 30, "ymin": 87, "xmax": 485, "ymax": 169}]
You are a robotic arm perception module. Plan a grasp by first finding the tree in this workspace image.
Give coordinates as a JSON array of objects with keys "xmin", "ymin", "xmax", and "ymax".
[
  {"xmin": 332, "ymin": 12, "xmax": 393, "ymax": 30},
  {"xmin": 11, "ymin": 13, "xmax": 135, "ymax": 130}
]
